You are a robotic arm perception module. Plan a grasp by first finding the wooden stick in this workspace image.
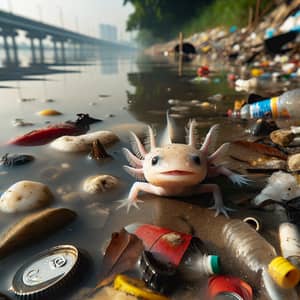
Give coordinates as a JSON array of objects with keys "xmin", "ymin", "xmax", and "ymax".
[
  {"xmin": 178, "ymin": 32, "xmax": 183, "ymax": 77},
  {"xmin": 254, "ymin": 0, "xmax": 261, "ymax": 27},
  {"xmin": 248, "ymin": 7, "xmax": 253, "ymax": 29}
]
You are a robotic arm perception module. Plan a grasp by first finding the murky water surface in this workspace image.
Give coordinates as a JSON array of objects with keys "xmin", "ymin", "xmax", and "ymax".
[{"xmin": 0, "ymin": 49, "xmax": 298, "ymax": 299}]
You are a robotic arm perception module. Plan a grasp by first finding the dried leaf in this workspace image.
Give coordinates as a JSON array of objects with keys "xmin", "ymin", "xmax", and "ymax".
[
  {"xmin": 232, "ymin": 141, "xmax": 287, "ymax": 160},
  {"xmin": 95, "ymin": 229, "xmax": 144, "ymax": 289}
]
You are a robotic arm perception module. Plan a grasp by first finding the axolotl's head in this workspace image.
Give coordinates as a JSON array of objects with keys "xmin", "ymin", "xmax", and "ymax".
[{"xmin": 143, "ymin": 144, "xmax": 207, "ymax": 188}]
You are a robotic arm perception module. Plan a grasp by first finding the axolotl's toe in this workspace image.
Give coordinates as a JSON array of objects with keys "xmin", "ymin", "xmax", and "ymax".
[
  {"xmin": 208, "ymin": 204, "xmax": 235, "ymax": 218},
  {"xmin": 116, "ymin": 198, "xmax": 144, "ymax": 213}
]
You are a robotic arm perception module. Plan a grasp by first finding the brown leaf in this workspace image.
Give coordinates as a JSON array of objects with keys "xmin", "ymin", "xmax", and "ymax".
[
  {"xmin": 95, "ymin": 228, "xmax": 144, "ymax": 289},
  {"xmin": 232, "ymin": 141, "xmax": 287, "ymax": 160}
]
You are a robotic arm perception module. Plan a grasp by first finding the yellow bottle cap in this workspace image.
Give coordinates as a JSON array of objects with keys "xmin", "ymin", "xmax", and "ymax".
[
  {"xmin": 251, "ymin": 68, "xmax": 264, "ymax": 77},
  {"xmin": 113, "ymin": 275, "xmax": 170, "ymax": 300},
  {"xmin": 38, "ymin": 109, "xmax": 62, "ymax": 116},
  {"xmin": 268, "ymin": 256, "xmax": 300, "ymax": 288}
]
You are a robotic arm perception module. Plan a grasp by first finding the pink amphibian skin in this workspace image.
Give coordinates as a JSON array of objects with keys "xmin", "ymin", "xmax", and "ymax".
[{"xmin": 119, "ymin": 121, "xmax": 250, "ymax": 217}]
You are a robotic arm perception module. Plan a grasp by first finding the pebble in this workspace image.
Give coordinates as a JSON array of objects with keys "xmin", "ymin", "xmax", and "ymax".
[
  {"xmin": 288, "ymin": 153, "xmax": 300, "ymax": 172},
  {"xmin": 82, "ymin": 175, "xmax": 119, "ymax": 194},
  {"xmin": 12, "ymin": 118, "xmax": 34, "ymax": 127},
  {"xmin": 19, "ymin": 98, "xmax": 35, "ymax": 102},
  {"xmin": 0, "ymin": 180, "xmax": 53, "ymax": 213},
  {"xmin": 270, "ymin": 129, "xmax": 295, "ymax": 146},
  {"xmin": 0, "ymin": 208, "xmax": 76, "ymax": 259},
  {"xmin": 50, "ymin": 130, "xmax": 119, "ymax": 152}
]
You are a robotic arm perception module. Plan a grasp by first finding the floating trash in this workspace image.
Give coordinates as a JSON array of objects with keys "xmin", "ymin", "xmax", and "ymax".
[
  {"xmin": 12, "ymin": 118, "xmax": 34, "ymax": 127},
  {"xmin": 0, "ymin": 153, "xmax": 34, "ymax": 167},
  {"xmin": 89, "ymin": 139, "xmax": 112, "ymax": 160},
  {"xmin": 37, "ymin": 109, "xmax": 62, "ymax": 116},
  {"xmin": 11, "ymin": 245, "xmax": 82, "ymax": 299},
  {"xmin": 8, "ymin": 114, "xmax": 101, "ymax": 146},
  {"xmin": 252, "ymin": 171, "xmax": 300, "ymax": 208}
]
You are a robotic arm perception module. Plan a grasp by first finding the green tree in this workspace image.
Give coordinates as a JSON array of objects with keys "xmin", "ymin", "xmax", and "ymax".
[{"xmin": 124, "ymin": 0, "xmax": 206, "ymax": 43}]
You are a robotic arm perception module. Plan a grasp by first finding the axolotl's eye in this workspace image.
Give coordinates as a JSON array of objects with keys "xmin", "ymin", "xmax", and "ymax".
[
  {"xmin": 191, "ymin": 155, "xmax": 201, "ymax": 165},
  {"xmin": 151, "ymin": 155, "xmax": 160, "ymax": 166}
]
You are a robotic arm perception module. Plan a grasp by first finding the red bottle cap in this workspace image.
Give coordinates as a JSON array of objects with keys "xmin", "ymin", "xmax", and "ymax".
[
  {"xmin": 208, "ymin": 275, "xmax": 253, "ymax": 300},
  {"xmin": 197, "ymin": 66, "xmax": 210, "ymax": 77}
]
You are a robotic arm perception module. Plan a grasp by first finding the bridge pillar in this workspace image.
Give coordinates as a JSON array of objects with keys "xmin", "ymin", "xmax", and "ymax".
[
  {"xmin": 73, "ymin": 42, "xmax": 77, "ymax": 60},
  {"xmin": 38, "ymin": 37, "xmax": 44, "ymax": 63},
  {"xmin": 0, "ymin": 28, "xmax": 19, "ymax": 66},
  {"xmin": 26, "ymin": 33, "xmax": 46, "ymax": 64},
  {"xmin": 11, "ymin": 32, "xmax": 19, "ymax": 64},
  {"xmin": 61, "ymin": 40, "xmax": 66, "ymax": 62},
  {"xmin": 2, "ymin": 34, "xmax": 11, "ymax": 64},
  {"xmin": 29, "ymin": 37, "xmax": 37, "ymax": 64},
  {"xmin": 53, "ymin": 40, "xmax": 58, "ymax": 61},
  {"xmin": 79, "ymin": 43, "xmax": 85, "ymax": 59}
]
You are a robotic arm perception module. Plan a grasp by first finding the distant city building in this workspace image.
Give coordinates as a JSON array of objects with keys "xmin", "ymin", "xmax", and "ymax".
[{"xmin": 99, "ymin": 24, "xmax": 117, "ymax": 42}]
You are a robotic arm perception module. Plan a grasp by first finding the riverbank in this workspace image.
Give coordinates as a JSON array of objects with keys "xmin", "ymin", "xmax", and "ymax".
[{"xmin": 145, "ymin": 0, "xmax": 300, "ymax": 64}]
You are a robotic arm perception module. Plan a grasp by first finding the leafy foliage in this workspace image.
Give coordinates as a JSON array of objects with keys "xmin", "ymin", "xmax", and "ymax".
[
  {"xmin": 124, "ymin": 0, "xmax": 206, "ymax": 42},
  {"xmin": 124, "ymin": 0, "xmax": 273, "ymax": 45}
]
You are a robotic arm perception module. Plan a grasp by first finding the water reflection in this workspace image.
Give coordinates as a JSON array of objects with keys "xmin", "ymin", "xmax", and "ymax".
[{"xmin": 126, "ymin": 58, "xmax": 237, "ymax": 126}]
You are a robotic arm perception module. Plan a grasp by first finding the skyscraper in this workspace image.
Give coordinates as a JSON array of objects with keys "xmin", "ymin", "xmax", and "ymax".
[{"xmin": 99, "ymin": 24, "xmax": 117, "ymax": 42}]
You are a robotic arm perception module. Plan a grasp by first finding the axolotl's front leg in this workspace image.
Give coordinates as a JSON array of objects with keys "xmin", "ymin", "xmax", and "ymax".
[
  {"xmin": 117, "ymin": 182, "xmax": 168, "ymax": 212},
  {"xmin": 118, "ymin": 182, "xmax": 232, "ymax": 218},
  {"xmin": 192, "ymin": 184, "xmax": 233, "ymax": 218},
  {"xmin": 207, "ymin": 143, "xmax": 251, "ymax": 186},
  {"xmin": 207, "ymin": 165, "xmax": 251, "ymax": 186}
]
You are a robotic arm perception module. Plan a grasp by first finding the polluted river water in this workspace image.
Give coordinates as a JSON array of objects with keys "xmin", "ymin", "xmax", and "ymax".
[{"xmin": 0, "ymin": 49, "xmax": 299, "ymax": 300}]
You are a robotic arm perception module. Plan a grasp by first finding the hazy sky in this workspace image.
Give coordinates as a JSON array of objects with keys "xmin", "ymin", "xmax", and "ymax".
[{"xmin": 0, "ymin": 0, "xmax": 134, "ymax": 40}]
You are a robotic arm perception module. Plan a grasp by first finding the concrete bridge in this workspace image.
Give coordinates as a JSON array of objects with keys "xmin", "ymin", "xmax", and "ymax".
[{"xmin": 0, "ymin": 10, "xmax": 134, "ymax": 65}]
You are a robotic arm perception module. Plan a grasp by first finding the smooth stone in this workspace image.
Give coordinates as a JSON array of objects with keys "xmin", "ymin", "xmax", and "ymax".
[
  {"xmin": 82, "ymin": 175, "xmax": 119, "ymax": 194},
  {"xmin": 0, "ymin": 180, "xmax": 53, "ymax": 213},
  {"xmin": 0, "ymin": 208, "xmax": 76, "ymax": 259},
  {"xmin": 270, "ymin": 129, "xmax": 295, "ymax": 147},
  {"xmin": 50, "ymin": 130, "xmax": 119, "ymax": 152},
  {"xmin": 288, "ymin": 153, "xmax": 300, "ymax": 172}
]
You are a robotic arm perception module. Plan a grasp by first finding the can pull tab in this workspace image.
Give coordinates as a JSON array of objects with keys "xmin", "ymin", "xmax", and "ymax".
[
  {"xmin": 50, "ymin": 255, "xmax": 67, "ymax": 269},
  {"xmin": 25, "ymin": 269, "xmax": 41, "ymax": 284}
]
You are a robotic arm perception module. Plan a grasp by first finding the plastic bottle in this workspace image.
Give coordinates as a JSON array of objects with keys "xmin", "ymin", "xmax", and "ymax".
[
  {"xmin": 279, "ymin": 222, "xmax": 300, "ymax": 269},
  {"xmin": 222, "ymin": 219, "xmax": 300, "ymax": 300},
  {"xmin": 237, "ymin": 88, "xmax": 300, "ymax": 119},
  {"xmin": 125, "ymin": 223, "xmax": 220, "ymax": 282}
]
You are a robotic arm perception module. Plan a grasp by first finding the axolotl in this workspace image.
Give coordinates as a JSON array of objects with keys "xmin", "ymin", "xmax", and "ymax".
[{"xmin": 118, "ymin": 120, "xmax": 250, "ymax": 217}]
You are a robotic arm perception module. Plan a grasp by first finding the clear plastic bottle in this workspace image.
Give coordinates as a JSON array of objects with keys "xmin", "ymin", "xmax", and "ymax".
[
  {"xmin": 279, "ymin": 222, "xmax": 300, "ymax": 269},
  {"xmin": 237, "ymin": 88, "xmax": 300, "ymax": 119},
  {"xmin": 125, "ymin": 223, "xmax": 220, "ymax": 282},
  {"xmin": 222, "ymin": 219, "xmax": 299, "ymax": 300}
]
